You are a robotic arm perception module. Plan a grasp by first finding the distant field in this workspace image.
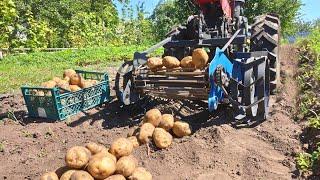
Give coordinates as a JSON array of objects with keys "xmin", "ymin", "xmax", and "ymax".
[{"xmin": 0, "ymin": 45, "xmax": 161, "ymax": 93}]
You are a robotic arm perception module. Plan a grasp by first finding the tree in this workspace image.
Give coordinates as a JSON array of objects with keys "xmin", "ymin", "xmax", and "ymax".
[
  {"xmin": 0, "ymin": 0, "xmax": 18, "ymax": 48},
  {"xmin": 151, "ymin": 0, "xmax": 302, "ymax": 39}
]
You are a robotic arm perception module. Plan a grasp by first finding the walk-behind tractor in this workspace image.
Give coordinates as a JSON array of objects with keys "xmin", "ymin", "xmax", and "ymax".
[{"xmin": 115, "ymin": 0, "xmax": 280, "ymax": 124}]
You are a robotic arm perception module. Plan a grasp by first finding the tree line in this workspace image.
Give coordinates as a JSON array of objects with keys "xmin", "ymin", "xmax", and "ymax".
[{"xmin": 0, "ymin": 0, "xmax": 306, "ymax": 49}]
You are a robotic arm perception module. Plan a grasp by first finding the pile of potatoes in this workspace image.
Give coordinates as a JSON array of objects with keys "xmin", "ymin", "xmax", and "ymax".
[
  {"xmin": 128, "ymin": 108, "xmax": 192, "ymax": 150},
  {"xmin": 40, "ymin": 141, "xmax": 152, "ymax": 180},
  {"xmin": 40, "ymin": 69, "xmax": 99, "ymax": 93},
  {"xmin": 147, "ymin": 48, "xmax": 209, "ymax": 71}
]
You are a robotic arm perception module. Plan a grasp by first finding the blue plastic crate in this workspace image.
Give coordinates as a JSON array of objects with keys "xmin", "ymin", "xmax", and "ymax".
[{"xmin": 21, "ymin": 70, "xmax": 110, "ymax": 120}]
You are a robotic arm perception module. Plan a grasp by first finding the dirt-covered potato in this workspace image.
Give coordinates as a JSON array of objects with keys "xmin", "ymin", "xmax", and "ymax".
[
  {"xmin": 70, "ymin": 170, "xmax": 94, "ymax": 180},
  {"xmin": 144, "ymin": 109, "xmax": 162, "ymax": 127},
  {"xmin": 138, "ymin": 123, "xmax": 155, "ymax": 144},
  {"xmin": 180, "ymin": 56, "xmax": 195, "ymax": 68},
  {"xmin": 128, "ymin": 167, "xmax": 152, "ymax": 180},
  {"xmin": 69, "ymin": 85, "xmax": 81, "ymax": 92},
  {"xmin": 104, "ymin": 174, "xmax": 126, "ymax": 180},
  {"xmin": 41, "ymin": 80, "xmax": 57, "ymax": 88},
  {"xmin": 40, "ymin": 172, "xmax": 59, "ymax": 180},
  {"xmin": 109, "ymin": 138, "xmax": 134, "ymax": 159},
  {"xmin": 87, "ymin": 155, "xmax": 116, "ymax": 179},
  {"xmin": 65, "ymin": 146, "xmax": 91, "ymax": 169},
  {"xmin": 127, "ymin": 136, "xmax": 140, "ymax": 148},
  {"xmin": 70, "ymin": 74, "xmax": 82, "ymax": 86},
  {"xmin": 60, "ymin": 170, "xmax": 76, "ymax": 180},
  {"xmin": 91, "ymin": 148, "xmax": 117, "ymax": 163},
  {"xmin": 192, "ymin": 48, "xmax": 209, "ymax": 69},
  {"xmin": 147, "ymin": 57, "xmax": 163, "ymax": 70},
  {"xmin": 116, "ymin": 155, "xmax": 137, "ymax": 177},
  {"xmin": 52, "ymin": 77, "xmax": 62, "ymax": 83},
  {"xmin": 63, "ymin": 69, "xmax": 77, "ymax": 79},
  {"xmin": 163, "ymin": 56, "xmax": 180, "ymax": 69},
  {"xmin": 172, "ymin": 121, "xmax": 192, "ymax": 138},
  {"xmin": 153, "ymin": 128, "xmax": 173, "ymax": 149},
  {"xmin": 85, "ymin": 142, "xmax": 105, "ymax": 155},
  {"xmin": 159, "ymin": 114, "xmax": 174, "ymax": 131}
]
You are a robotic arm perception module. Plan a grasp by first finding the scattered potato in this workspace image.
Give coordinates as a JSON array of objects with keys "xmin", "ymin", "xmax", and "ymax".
[
  {"xmin": 192, "ymin": 48, "xmax": 209, "ymax": 69},
  {"xmin": 87, "ymin": 156, "xmax": 116, "ymax": 179},
  {"xmin": 180, "ymin": 56, "xmax": 195, "ymax": 68},
  {"xmin": 153, "ymin": 128, "xmax": 173, "ymax": 149},
  {"xmin": 138, "ymin": 123, "xmax": 155, "ymax": 144},
  {"xmin": 70, "ymin": 170, "xmax": 94, "ymax": 180},
  {"xmin": 70, "ymin": 85, "xmax": 81, "ymax": 92},
  {"xmin": 70, "ymin": 74, "xmax": 82, "ymax": 86},
  {"xmin": 40, "ymin": 172, "xmax": 59, "ymax": 180},
  {"xmin": 42, "ymin": 80, "xmax": 57, "ymax": 88},
  {"xmin": 159, "ymin": 114, "xmax": 174, "ymax": 131},
  {"xmin": 172, "ymin": 121, "xmax": 192, "ymax": 138},
  {"xmin": 109, "ymin": 138, "xmax": 134, "ymax": 159},
  {"xmin": 163, "ymin": 56, "xmax": 180, "ymax": 69},
  {"xmin": 63, "ymin": 69, "xmax": 77, "ymax": 79},
  {"xmin": 65, "ymin": 146, "xmax": 91, "ymax": 169},
  {"xmin": 128, "ymin": 167, "xmax": 152, "ymax": 180},
  {"xmin": 147, "ymin": 57, "xmax": 163, "ymax": 70},
  {"xmin": 116, "ymin": 155, "xmax": 137, "ymax": 177},
  {"xmin": 104, "ymin": 174, "xmax": 126, "ymax": 180},
  {"xmin": 85, "ymin": 142, "xmax": 105, "ymax": 155},
  {"xmin": 60, "ymin": 170, "xmax": 76, "ymax": 180},
  {"xmin": 127, "ymin": 136, "xmax": 140, "ymax": 148},
  {"xmin": 52, "ymin": 77, "xmax": 62, "ymax": 83},
  {"xmin": 144, "ymin": 109, "xmax": 162, "ymax": 127}
]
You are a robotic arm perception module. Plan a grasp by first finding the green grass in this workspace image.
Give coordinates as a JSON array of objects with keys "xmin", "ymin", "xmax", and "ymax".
[{"xmin": 0, "ymin": 45, "xmax": 162, "ymax": 93}]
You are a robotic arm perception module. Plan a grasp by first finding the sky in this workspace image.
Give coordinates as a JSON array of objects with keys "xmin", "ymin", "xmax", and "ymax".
[{"xmin": 116, "ymin": 0, "xmax": 320, "ymax": 21}]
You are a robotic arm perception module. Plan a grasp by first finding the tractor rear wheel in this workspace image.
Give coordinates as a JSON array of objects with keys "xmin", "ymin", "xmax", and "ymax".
[{"xmin": 250, "ymin": 13, "xmax": 280, "ymax": 94}]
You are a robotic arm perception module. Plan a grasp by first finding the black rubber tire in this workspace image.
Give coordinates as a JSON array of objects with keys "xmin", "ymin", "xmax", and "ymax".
[{"xmin": 250, "ymin": 13, "xmax": 280, "ymax": 94}]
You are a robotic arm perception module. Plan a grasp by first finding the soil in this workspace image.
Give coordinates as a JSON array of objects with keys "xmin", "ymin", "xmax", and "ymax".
[{"xmin": 0, "ymin": 45, "xmax": 303, "ymax": 180}]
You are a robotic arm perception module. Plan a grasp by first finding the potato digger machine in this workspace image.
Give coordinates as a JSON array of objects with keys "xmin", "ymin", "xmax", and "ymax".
[{"xmin": 115, "ymin": 0, "xmax": 280, "ymax": 124}]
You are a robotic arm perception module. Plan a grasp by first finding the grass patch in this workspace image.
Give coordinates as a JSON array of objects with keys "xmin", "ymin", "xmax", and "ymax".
[{"xmin": 0, "ymin": 45, "xmax": 163, "ymax": 93}]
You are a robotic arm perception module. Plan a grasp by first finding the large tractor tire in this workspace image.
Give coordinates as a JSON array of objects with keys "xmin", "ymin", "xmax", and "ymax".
[{"xmin": 250, "ymin": 13, "xmax": 280, "ymax": 94}]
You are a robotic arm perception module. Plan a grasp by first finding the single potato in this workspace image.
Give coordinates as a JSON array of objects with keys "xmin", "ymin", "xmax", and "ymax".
[
  {"xmin": 192, "ymin": 48, "xmax": 209, "ymax": 69},
  {"xmin": 138, "ymin": 123, "xmax": 155, "ymax": 144},
  {"xmin": 87, "ymin": 156, "xmax": 116, "ymax": 179},
  {"xmin": 159, "ymin": 114, "xmax": 174, "ymax": 131},
  {"xmin": 163, "ymin": 56, "xmax": 180, "ymax": 69},
  {"xmin": 109, "ymin": 138, "xmax": 134, "ymax": 159},
  {"xmin": 69, "ymin": 85, "xmax": 81, "ymax": 92},
  {"xmin": 85, "ymin": 142, "xmax": 105, "ymax": 155},
  {"xmin": 104, "ymin": 174, "xmax": 126, "ymax": 180},
  {"xmin": 144, "ymin": 109, "xmax": 162, "ymax": 127},
  {"xmin": 116, "ymin": 155, "xmax": 137, "ymax": 177},
  {"xmin": 70, "ymin": 74, "xmax": 82, "ymax": 86},
  {"xmin": 52, "ymin": 77, "xmax": 62, "ymax": 83},
  {"xmin": 128, "ymin": 167, "xmax": 152, "ymax": 180},
  {"xmin": 40, "ymin": 172, "xmax": 59, "ymax": 180},
  {"xmin": 153, "ymin": 128, "xmax": 173, "ymax": 149},
  {"xmin": 147, "ymin": 57, "xmax": 163, "ymax": 70},
  {"xmin": 60, "ymin": 170, "xmax": 76, "ymax": 180},
  {"xmin": 172, "ymin": 121, "xmax": 192, "ymax": 138},
  {"xmin": 70, "ymin": 170, "xmax": 94, "ymax": 180},
  {"xmin": 63, "ymin": 69, "xmax": 77, "ymax": 79},
  {"xmin": 65, "ymin": 146, "xmax": 91, "ymax": 169},
  {"xmin": 180, "ymin": 56, "xmax": 195, "ymax": 69}
]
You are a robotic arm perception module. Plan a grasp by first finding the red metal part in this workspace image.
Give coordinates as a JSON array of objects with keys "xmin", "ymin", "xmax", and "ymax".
[{"xmin": 195, "ymin": 0, "xmax": 233, "ymax": 18}]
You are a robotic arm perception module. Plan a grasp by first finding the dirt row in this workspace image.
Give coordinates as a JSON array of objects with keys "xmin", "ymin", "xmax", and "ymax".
[{"xmin": 0, "ymin": 45, "xmax": 304, "ymax": 179}]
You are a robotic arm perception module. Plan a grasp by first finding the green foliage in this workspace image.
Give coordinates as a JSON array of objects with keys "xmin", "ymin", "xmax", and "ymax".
[
  {"xmin": 309, "ymin": 117, "xmax": 320, "ymax": 130},
  {"xmin": 0, "ymin": 45, "xmax": 149, "ymax": 93},
  {"xmin": 245, "ymin": 0, "xmax": 302, "ymax": 36},
  {"xmin": 296, "ymin": 153, "xmax": 312, "ymax": 172},
  {"xmin": 151, "ymin": 0, "xmax": 302, "ymax": 39},
  {"xmin": 0, "ymin": 0, "xmax": 18, "ymax": 48}
]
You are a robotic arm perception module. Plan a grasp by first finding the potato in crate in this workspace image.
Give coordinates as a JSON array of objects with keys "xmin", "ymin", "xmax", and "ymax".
[{"xmin": 21, "ymin": 69, "xmax": 110, "ymax": 120}]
